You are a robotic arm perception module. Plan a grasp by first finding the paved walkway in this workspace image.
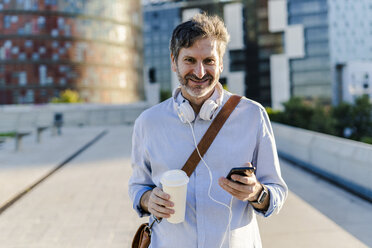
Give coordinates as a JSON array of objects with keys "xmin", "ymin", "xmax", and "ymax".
[
  {"xmin": 0, "ymin": 125, "xmax": 371, "ymax": 247},
  {"xmin": 258, "ymin": 159, "xmax": 372, "ymax": 248}
]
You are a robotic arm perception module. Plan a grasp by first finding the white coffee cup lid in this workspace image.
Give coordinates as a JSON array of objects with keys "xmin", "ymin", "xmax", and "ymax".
[{"xmin": 160, "ymin": 170, "xmax": 189, "ymax": 187}]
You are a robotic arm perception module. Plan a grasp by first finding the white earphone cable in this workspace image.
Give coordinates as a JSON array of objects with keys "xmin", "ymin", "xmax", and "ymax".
[{"xmin": 187, "ymin": 121, "xmax": 233, "ymax": 248}]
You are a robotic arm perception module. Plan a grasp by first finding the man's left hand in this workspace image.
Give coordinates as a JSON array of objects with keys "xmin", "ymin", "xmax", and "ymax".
[{"xmin": 218, "ymin": 174, "xmax": 262, "ymax": 202}]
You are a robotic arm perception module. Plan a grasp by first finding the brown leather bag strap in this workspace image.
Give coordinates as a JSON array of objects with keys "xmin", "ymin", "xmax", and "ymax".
[{"xmin": 181, "ymin": 95, "xmax": 242, "ymax": 177}]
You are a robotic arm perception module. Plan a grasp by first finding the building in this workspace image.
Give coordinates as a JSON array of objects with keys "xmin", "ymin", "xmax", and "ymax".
[
  {"xmin": 269, "ymin": 0, "xmax": 372, "ymax": 109},
  {"xmin": 143, "ymin": 2, "xmax": 180, "ymax": 96},
  {"xmin": 0, "ymin": 0, "xmax": 143, "ymax": 105},
  {"xmin": 338, "ymin": 61, "xmax": 372, "ymax": 104},
  {"xmin": 329, "ymin": 0, "xmax": 372, "ymax": 104},
  {"xmin": 244, "ymin": 0, "xmax": 283, "ymax": 106}
]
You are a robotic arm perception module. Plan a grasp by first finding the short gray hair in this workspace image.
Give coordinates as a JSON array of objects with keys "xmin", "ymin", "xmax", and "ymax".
[{"xmin": 170, "ymin": 13, "xmax": 230, "ymax": 62}]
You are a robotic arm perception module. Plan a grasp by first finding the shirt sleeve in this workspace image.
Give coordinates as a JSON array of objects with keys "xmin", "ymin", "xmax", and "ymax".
[
  {"xmin": 128, "ymin": 116, "xmax": 155, "ymax": 217},
  {"xmin": 252, "ymin": 107, "xmax": 288, "ymax": 218}
]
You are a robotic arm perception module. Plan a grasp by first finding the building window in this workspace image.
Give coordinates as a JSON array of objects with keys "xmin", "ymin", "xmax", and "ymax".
[
  {"xmin": 291, "ymin": 57, "xmax": 330, "ymax": 71},
  {"xmin": 4, "ymin": 15, "xmax": 11, "ymax": 29},
  {"xmin": 25, "ymin": 90, "xmax": 34, "ymax": 103},
  {"xmin": 59, "ymin": 78, "xmax": 66, "ymax": 86},
  {"xmin": 229, "ymin": 50, "xmax": 246, "ymax": 72},
  {"xmin": 39, "ymin": 47, "xmax": 46, "ymax": 54},
  {"xmin": 18, "ymin": 72, "xmax": 27, "ymax": 86},
  {"xmin": 32, "ymin": 53, "xmax": 40, "ymax": 60},
  {"xmin": 19, "ymin": 53, "xmax": 26, "ymax": 60},
  {"xmin": 39, "ymin": 65, "xmax": 47, "ymax": 85},
  {"xmin": 25, "ymin": 40, "xmax": 33, "ymax": 47},
  {"xmin": 11, "ymin": 46, "xmax": 19, "ymax": 54},
  {"xmin": 38, "ymin": 16, "xmax": 46, "ymax": 30}
]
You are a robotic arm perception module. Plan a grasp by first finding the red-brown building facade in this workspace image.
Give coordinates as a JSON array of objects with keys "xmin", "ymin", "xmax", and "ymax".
[{"xmin": 0, "ymin": 0, "xmax": 143, "ymax": 104}]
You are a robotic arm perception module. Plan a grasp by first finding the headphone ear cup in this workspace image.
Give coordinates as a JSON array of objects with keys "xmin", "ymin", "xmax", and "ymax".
[
  {"xmin": 199, "ymin": 99, "xmax": 218, "ymax": 121},
  {"xmin": 177, "ymin": 101, "xmax": 195, "ymax": 123}
]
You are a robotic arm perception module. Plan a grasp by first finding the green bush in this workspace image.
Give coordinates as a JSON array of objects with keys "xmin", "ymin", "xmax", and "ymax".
[
  {"xmin": 268, "ymin": 95, "xmax": 372, "ymax": 145},
  {"xmin": 361, "ymin": 136, "xmax": 372, "ymax": 144},
  {"xmin": 160, "ymin": 89, "xmax": 172, "ymax": 102},
  {"xmin": 278, "ymin": 97, "xmax": 314, "ymax": 129},
  {"xmin": 349, "ymin": 95, "xmax": 372, "ymax": 140},
  {"xmin": 0, "ymin": 132, "xmax": 16, "ymax": 137},
  {"xmin": 265, "ymin": 107, "xmax": 282, "ymax": 122},
  {"xmin": 51, "ymin": 89, "xmax": 83, "ymax": 103},
  {"xmin": 331, "ymin": 102, "xmax": 353, "ymax": 137},
  {"xmin": 309, "ymin": 104, "xmax": 336, "ymax": 135}
]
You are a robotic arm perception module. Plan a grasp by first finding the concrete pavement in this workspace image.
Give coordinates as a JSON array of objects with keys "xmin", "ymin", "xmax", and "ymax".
[
  {"xmin": 258, "ymin": 159, "xmax": 372, "ymax": 248},
  {"xmin": 0, "ymin": 124, "xmax": 371, "ymax": 247},
  {"xmin": 0, "ymin": 125, "xmax": 145, "ymax": 247}
]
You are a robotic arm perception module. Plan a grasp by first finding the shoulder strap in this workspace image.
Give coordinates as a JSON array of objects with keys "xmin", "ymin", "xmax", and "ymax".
[{"xmin": 181, "ymin": 95, "xmax": 242, "ymax": 177}]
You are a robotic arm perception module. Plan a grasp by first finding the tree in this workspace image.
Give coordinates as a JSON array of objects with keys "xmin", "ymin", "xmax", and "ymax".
[
  {"xmin": 331, "ymin": 102, "xmax": 353, "ymax": 137},
  {"xmin": 350, "ymin": 95, "xmax": 372, "ymax": 140}
]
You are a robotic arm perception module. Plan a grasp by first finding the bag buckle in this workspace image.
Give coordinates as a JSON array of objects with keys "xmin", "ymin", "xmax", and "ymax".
[{"xmin": 146, "ymin": 215, "xmax": 162, "ymax": 236}]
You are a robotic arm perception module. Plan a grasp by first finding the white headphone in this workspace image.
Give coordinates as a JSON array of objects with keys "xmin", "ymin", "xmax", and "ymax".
[{"xmin": 173, "ymin": 83, "xmax": 224, "ymax": 123}]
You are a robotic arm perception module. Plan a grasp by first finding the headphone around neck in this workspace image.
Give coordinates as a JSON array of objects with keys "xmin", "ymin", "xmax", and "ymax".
[{"xmin": 173, "ymin": 83, "xmax": 223, "ymax": 123}]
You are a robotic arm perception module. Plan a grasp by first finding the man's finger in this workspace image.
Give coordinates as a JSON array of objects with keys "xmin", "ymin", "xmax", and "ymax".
[
  {"xmin": 221, "ymin": 177, "xmax": 254, "ymax": 192},
  {"xmin": 151, "ymin": 194, "xmax": 174, "ymax": 208},
  {"xmin": 230, "ymin": 174, "xmax": 256, "ymax": 185},
  {"xmin": 153, "ymin": 187, "xmax": 171, "ymax": 200},
  {"xmin": 150, "ymin": 208, "xmax": 172, "ymax": 219},
  {"xmin": 149, "ymin": 201, "xmax": 175, "ymax": 215}
]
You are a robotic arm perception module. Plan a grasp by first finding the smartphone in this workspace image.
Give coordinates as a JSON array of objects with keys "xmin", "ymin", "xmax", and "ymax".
[{"xmin": 226, "ymin": 167, "xmax": 256, "ymax": 183}]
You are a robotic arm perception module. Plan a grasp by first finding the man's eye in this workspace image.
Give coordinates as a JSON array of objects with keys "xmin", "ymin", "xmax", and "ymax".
[
  {"xmin": 205, "ymin": 59, "xmax": 215, "ymax": 64},
  {"xmin": 185, "ymin": 58, "xmax": 194, "ymax": 63}
]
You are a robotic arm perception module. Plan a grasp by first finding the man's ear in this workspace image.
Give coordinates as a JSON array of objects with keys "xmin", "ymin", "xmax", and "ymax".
[{"xmin": 171, "ymin": 53, "xmax": 177, "ymax": 72}]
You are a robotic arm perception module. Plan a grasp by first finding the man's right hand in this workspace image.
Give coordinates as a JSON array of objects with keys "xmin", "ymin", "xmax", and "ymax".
[{"xmin": 140, "ymin": 187, "xmax": 175, "ymax": 219}]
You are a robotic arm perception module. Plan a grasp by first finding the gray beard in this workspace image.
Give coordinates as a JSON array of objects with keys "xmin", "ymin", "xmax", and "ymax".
[
  {"xmin": 181, "ymin": 82, "xmax": 216, "ymax": 99},
  {"xmin": 176, "ymin": 70, "xmax": 218, "ymax": 99}
]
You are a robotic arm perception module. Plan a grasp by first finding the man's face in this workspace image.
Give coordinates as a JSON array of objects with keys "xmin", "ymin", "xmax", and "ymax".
[{"xmin": 171, "ymin": 38, "xmax": 223, "ymax": 102}]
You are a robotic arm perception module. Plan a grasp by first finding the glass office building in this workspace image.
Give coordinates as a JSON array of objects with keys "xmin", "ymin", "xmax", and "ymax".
[
  {"xmin": 244, "ymin": 0, "xmax": 283, "ymax": 106},
  {"xmin": 287, "ymin": 0, "xmax": 332, "ymax": 99},
  {"xmin": 143, "ymin": 3, "xmax": 179, "ymax": 93},
  {"xmin": 280, "ymin": 0, "xmax": 372, "ymax": 103},
  {"xmin": 0, "ymin": 0, "xmax": 143, "ymax": 104}
]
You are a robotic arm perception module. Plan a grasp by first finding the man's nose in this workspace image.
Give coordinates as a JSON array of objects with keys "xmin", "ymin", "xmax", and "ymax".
[{"xmin": 194, "ymin": 62, "xmax": 206, "ymax": 79}]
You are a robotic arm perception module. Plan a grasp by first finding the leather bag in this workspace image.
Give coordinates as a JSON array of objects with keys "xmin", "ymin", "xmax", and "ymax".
[
  {"xmin": 131, "ymin": 95, "xmax": 242, "ymax": 248},
  {"xmin": 131, "ymin": 223, "xmax": 151, "ymax": 248}
]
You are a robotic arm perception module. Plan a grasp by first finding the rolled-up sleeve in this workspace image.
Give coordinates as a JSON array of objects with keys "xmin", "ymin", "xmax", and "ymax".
[
  {"xmin": 128, "ymin": 117, "xmax": 154, "ymax": 217},
  {"xmin": 252, "ymin": 107, "xmax": 288, "ymax": 217}
]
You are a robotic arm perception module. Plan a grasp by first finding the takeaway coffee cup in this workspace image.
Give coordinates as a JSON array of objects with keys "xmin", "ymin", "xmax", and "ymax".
[{"xmin": 160, "ymin": 169, "xmax": 189, "ymax": 224}]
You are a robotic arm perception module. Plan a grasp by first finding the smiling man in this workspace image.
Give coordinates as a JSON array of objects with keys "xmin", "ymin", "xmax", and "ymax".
[{"xmin": 129, "ymin": 13, "xmax": 287, "ymax": 248}]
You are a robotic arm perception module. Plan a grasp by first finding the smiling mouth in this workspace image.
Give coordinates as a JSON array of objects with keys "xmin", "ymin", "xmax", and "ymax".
[{"xmin": 189, "ymin": 79, "xmax": 209, "ymax": 84}]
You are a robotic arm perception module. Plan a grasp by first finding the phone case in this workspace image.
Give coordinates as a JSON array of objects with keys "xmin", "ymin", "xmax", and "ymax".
[{"xmin": 226, "ymin": 167, "xmax": 256, "ymax": 181}]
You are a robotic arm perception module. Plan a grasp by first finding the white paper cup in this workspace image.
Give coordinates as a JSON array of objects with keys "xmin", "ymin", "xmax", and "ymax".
[{"xmin": 160, "ymin": 170, "xmax": 189, "ymax": 224}]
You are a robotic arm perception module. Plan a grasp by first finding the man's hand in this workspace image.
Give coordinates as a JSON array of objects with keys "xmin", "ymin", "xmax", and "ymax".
[
  {"xmin": 218, "ymin": 173, "xmax": 270, "ymax": 212},
  {"xmin": 218, "ymin": 174, "xmax": 262, "ymax": 202},
  {"xmin": 140, "ymin": 187, "xmax": 175, "ymax": 219}
]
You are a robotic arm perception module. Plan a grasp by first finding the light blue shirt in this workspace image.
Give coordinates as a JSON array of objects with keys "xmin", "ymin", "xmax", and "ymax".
[{"xmin": 128, "ymin": 88, "xmax": 288, "ymax": 248}]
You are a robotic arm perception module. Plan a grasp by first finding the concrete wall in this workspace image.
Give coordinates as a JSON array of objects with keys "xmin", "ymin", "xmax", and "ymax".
[
  {"xmin": 0, "ymin": 102, "xmax": 149, "ymax": 132},
  {"xmin": 272, "ymin": 122, "xmax": 372, "ymax": 201}
]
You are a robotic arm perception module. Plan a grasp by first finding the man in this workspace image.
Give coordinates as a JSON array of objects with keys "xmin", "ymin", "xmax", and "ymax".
[{"xmin": 129, "ymin": 13, "xmax": 287, "ymax": 247}]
